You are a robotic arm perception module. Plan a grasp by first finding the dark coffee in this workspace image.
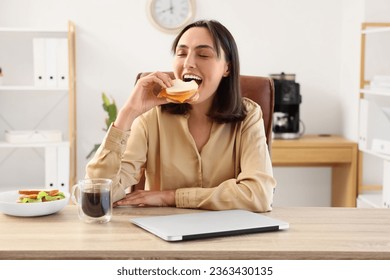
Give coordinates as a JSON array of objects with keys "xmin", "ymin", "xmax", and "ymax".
[{"xmin": 81, "ymin": 190, "xmax": 111, "ymax": 218}]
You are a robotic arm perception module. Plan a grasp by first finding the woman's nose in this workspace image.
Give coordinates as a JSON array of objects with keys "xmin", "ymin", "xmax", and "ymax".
[{"xmin": 183, "ymin": 53, "xmax": 196, "ymax": 69}]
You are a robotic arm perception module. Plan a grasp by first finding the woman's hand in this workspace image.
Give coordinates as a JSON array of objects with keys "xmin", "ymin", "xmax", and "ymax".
[
  {"xmin": 114, "ymin": 72, "xmax": 174, "ymax": 131},
  {"xmin": 113, "ymin": 190, "xmax": 176, "ymax": 208}
]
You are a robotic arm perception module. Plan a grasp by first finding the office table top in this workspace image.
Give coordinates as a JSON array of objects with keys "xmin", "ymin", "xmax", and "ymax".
[
  {"xmin": 0, "ymin": 206, "xmax": 389, "ymax": 260},
  {"xmin": 271, "ymin": 134, "xmax": 357, "ymax": 147}
]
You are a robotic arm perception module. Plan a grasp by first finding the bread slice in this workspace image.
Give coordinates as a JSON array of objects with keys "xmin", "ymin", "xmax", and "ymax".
[
  {"xmin": 158, "ymin": 79, "xmax": 199, "ymax": 103},
  {"xmin": 18, "ymin": 189, "xmax": 59, "ymax": 196}
]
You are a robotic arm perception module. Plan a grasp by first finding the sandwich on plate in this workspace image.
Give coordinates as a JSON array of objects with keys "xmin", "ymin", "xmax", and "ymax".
[{"xmin": 18, "ymin": 189, "xmax": 65, "ymax": 203}]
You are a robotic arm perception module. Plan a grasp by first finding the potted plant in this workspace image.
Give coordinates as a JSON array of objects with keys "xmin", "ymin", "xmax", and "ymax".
[{"xmin": 86, "ymin": 92, "xmax": 117, "ymax": 159}]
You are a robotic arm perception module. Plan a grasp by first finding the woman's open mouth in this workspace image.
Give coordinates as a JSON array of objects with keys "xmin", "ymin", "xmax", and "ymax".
[{"xmin": 183, "ymin": 74, "xmax": 202, "ymax": 85}]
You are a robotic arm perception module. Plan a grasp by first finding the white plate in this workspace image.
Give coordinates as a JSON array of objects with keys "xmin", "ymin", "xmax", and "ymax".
[{"xmin": 0, "ymin": 190, "xmax": 70, "ymax": 217}]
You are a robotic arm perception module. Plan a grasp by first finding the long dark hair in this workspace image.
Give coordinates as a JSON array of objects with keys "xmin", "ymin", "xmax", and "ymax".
[{"xmin": 161, "ymin": 20, "xmax": 247, "ymax": 123}]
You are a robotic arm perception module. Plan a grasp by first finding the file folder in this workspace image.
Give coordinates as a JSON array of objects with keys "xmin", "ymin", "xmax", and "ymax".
[
  {"xmin": 45, "ymin": 38, "xmax": 59, "ymax": 88},
  {"xmin": 45, "ymin": 146, "xmax": 58, "ymax": 188},
  {"xmin": 56, "ymin": 38, "xmax": 69, "ymax": 89},
  {"xmin": 33, "ymin": 38, "xmax": 46, "ymax": 87},
  {"xmin": 57, "ymin": 143, "xmax": 70, "ymax": 190},
  {"xmin": 383, "ymin": 161, "xmax": 390, "ymax": 208}
]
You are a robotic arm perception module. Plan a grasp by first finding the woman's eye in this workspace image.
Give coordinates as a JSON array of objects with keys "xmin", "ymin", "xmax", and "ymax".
[
  {"xmin": 176, "ymin": 52, "xmax": 187, "ymax": 57},
  {"xmin": 198, "ymin": 51, "xmax": 213, "ymax": 58}
]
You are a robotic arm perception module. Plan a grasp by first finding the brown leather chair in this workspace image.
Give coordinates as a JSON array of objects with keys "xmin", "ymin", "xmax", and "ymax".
[
  {"xmin": 136, "ymin": 72, "xmax": 275, "ymax": 147},
  {"xmin": 239, "ymin": 75, "xmax": 275, "ymax": 147}
]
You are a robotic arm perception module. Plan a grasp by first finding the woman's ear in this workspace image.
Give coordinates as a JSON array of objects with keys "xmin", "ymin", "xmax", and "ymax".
[{"xmin": 223, "ymin": 63, "xmax": 230, "ymax": 77}]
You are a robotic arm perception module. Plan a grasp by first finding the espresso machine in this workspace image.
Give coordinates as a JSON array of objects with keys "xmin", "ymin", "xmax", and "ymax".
[{"xmin": 270, "ymin": 73, "xmax": 303, "ymax": 139}]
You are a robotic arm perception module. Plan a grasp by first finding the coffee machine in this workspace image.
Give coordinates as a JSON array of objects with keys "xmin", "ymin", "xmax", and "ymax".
[{"xmin": 270, "ymin": 73, "xmax": 303, "ymax": 139}]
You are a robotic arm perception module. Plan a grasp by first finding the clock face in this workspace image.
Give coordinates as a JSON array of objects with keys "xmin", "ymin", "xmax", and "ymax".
[{"xmin": 147, "ymin": 0, "xmax": 196, "ymax": 33}]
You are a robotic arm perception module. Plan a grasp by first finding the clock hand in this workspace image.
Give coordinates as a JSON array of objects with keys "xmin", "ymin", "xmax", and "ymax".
[
  {"xmin": 158, "ymin": 7, "xmax": 171, "ymax": 14},
  {"xmin": 169, "ymin": 0, "xmax": 173, "ymax": 14}
]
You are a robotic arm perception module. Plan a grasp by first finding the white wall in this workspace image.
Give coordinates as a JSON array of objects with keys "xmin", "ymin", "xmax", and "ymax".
[{"xmin": 0, "ymin": 0, "xmax": 387, "ymax": 206}]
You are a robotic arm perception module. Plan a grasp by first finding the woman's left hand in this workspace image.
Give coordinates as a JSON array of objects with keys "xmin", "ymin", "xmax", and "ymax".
[{"xmin": 113, "ymin": 190, "xmax": 176, "ymax": 207}]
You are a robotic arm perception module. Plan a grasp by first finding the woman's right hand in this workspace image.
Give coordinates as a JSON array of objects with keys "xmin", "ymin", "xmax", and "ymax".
[{"xmin": 114, "ymin": 72, "xmax": 173, "ymax": 131}]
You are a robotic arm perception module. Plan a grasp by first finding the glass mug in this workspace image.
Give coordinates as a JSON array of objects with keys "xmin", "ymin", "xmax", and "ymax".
[{"xmin": 71, "ymin": 178, "xmax": 113, "ymax": 224}]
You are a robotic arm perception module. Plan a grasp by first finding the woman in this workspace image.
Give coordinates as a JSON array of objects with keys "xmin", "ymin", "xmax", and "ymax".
[{"xmin": 86, "ymin": 20, "xmax": 276, "ymax": 212}]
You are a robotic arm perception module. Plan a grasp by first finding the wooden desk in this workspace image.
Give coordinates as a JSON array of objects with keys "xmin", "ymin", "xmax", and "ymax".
[
  {"xmin": 1, "ymin": 206, "xmax": 390, "ymax": 260},
  {"xmin": 271, "ymin": 135, "xmax": 358, "ymax": 207}
]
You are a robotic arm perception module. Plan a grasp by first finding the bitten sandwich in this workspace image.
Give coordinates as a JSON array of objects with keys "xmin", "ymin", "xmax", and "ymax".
[
  {"xmin": 158, "ymin": 79, "xmax": 199, "ymax": 103},
  {"xmin": 18, "ymin": 189, "xmax": 65, "ymax": 203}
]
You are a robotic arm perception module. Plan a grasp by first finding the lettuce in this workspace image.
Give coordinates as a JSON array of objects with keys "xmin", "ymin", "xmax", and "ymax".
[
  {"xmin": 44, "ymin": 193, "xmax": 65, "ymax": 201},
  {"xmin": 21, "ymin": 197, "xmax": 41, "ymax": 203},
  {"xmin": 37, "ymin": 191, "xmax": 48, "ymax": 200},
  {"xmin": 20, "ymin": 191, "xmax": 65, "ymax": 203}
]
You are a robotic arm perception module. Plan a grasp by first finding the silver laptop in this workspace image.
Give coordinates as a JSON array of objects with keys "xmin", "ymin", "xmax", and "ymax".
[{"xmin": 130, "ymin": 209, "xmax": 289, "ymax": 241}]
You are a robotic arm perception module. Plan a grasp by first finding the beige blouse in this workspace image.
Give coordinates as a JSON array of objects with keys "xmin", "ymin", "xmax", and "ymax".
[{"xmin": 86, "ymin": 98, "xmax": 276, "ymax": 212}]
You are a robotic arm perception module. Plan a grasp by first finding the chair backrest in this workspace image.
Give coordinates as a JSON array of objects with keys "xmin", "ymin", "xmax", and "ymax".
[
  {"xmin": 239, "ymin": 75, "xmax": 274, "ymax": 147},
  {"xmin": 136, "ymin": 72, "xmax": 275, "ymax": 147}
]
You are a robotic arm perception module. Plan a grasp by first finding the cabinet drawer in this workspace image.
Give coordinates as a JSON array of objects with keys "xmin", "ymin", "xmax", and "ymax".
[{"xmin": 272, "ymin": 148, "xmax": 353, "ymax": 165}]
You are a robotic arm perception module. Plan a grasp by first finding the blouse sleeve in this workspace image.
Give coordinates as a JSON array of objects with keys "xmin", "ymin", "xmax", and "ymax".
[
  {"xmin": 85, "ymin": 120, "xmax": 147, "ymax": 202},
  {"xmin": 175, "ymin": 103, "xmax": 276, "ymax": 212}
]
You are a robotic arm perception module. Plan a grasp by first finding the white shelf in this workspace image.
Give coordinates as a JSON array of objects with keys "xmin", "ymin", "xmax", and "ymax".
[
  {"xmin": 359, "ymin": 147, "xmax": 390, "ymax": 161},
  {"xmin": 362, "ymin": 26, "xmax": 390, "ymax": 34},
  {"xmin": 357, "ymin": 191, "xmax": 383, "ymax": 208},
  {"xmin": 359, "ymin": 22, "xmax": 390, "ymax": 208},
  {"xmin": 0, "ymin": 141, "xmax": 69, "ymax": 148},
  {"xmin": 0, "ymin": 21, "xmax": 76, "ymax": 190},
  {"xmin": 0, "ymin": 27, "xmax": 67, "ymax": 33},
  {"xmin": 0, "ymin": 185, "xmax": 44, "ymax": 192},
  {"xmin": 360, "ymin": 88, "xmax": 390, "ymax": 97},
  {"xmin": 0, "ymin": 85, "xmax": 68, "ymax": 92}
]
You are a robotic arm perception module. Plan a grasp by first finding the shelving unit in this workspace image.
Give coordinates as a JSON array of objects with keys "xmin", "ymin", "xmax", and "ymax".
[
  {"xmin": 0, "ymin": 21, "xmax": 76, "ymax": 191},
  {"xmin": 357, "ymin": 22, "xmax": 390, "ymax": 208}
]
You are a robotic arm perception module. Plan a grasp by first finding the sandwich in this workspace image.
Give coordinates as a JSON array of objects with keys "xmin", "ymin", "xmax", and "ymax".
[
  {"xmin": 18, "ymin": 189, "xmax": 65, "ymax": 203},
  {"xmin": 158, "ymin": 79, "xmax": 199, "ymax": 103}
]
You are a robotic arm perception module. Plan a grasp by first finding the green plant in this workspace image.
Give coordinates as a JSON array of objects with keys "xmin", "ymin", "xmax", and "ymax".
[{"xmin": 86, "ymin": 92, "xmax": 117, "ymax": 159}]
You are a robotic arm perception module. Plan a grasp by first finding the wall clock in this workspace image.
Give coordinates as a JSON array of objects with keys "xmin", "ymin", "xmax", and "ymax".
[{"xmin": 147, "ymin": 0, "xmax": 196, "ymax": 34}]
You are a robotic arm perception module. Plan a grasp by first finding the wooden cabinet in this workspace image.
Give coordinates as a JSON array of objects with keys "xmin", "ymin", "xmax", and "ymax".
[
  {"xmin": 272, "ymin": 135, "xmax": 358, "ymax": 207},
  {"xmin": 357, "ymin": 22, "xmax": 390, "ymax": 208},
  {"xmin": 0, "ymin": 21, "xmax": 76, "ymax": 191}
]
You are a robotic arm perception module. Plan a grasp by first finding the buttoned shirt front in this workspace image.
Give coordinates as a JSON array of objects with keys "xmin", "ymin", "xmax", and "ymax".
[{"xmin": 86, "ymin": 98, "xmax": 276, "ymax": 212}]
